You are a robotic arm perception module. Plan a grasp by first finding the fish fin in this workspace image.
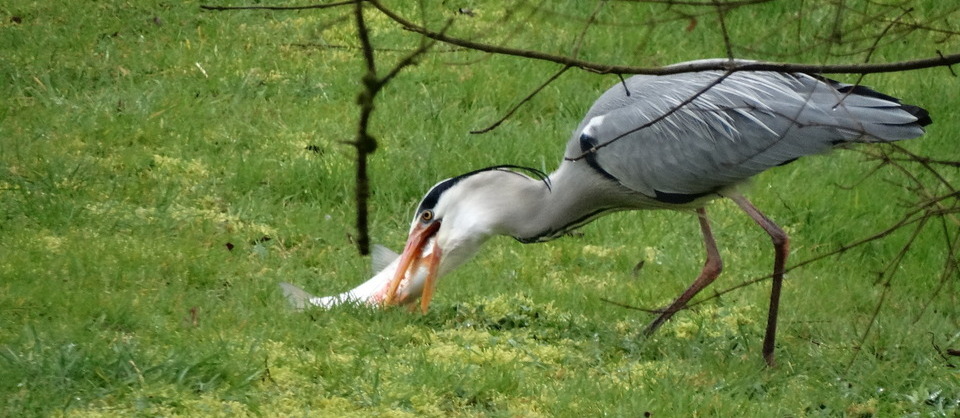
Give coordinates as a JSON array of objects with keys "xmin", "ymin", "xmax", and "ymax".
[
  {"xmin": 279, "ymin": 282, "xmax": 316, "ymax": 311},
  {"xmin": 371, "ymin": 244, "xmax": 400, "ymax": 273}
]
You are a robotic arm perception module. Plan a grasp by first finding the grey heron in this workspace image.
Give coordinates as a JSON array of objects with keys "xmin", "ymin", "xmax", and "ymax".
[{"xmin": 374, "ymin": 59, "xmax": 931, "ymax": 366}]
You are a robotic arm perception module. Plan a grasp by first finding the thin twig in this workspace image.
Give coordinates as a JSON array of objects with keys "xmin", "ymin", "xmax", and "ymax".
[
  {"xmin": 470, "ymin": 66, "xmax": 572, "ymax": 134},
  {"xmin": 200, "ymin": 1, "xmax": 357, "ymax": 11},
  {"xmin": 713, "ymin": 0, "xmax": 735, "ymax": 59},
  {"xmin": 367, "ymin": 0, "xmax": 960, "ymax": 76},
  {"xmin": 600, "ymin": 297, "xmax": 666, "ymax": 314},
  {"xmin": 885, "ymin": 156, "xmax": 960, "ymax": 168},
  {"xmin": 845, "ymin": 214, "xmax": 929, "ymax": 371},
  {"xmin": 565, "ymin": 71, "xmax": 735, "ymax": 160},
  {"xmin": 613, "ymin": 145, "xmax": 959, "ymax": 317},
  {"xmin": 570, "ymin": 1, "xmax": 606, "ymax": 59},
  {"xmin": 612, "ymin": 0, "xmax": 774, "ymax": 5},
  {"xmin": 843, "ymin": 5, "xmax": 915, "ymax": 94},
  {"xmin": 469, "ymin": 2, "xmax": 603, "ymax": 134},
  {"xmin": 287, "ymin": 42, "xmax": 463, "ymax": 53},
  {"xmin": 915, "ymin": 216, "xmax": 960, "ymax": 322},
  {"xmin": 656, "ymin": 204, "xmax": 933, "ymax": 310}
]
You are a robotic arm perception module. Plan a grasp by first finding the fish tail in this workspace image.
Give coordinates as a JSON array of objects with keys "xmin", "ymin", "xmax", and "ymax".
[{"xmin": 279, "ymin": 282, "xmax": 317, "ymax": 311}]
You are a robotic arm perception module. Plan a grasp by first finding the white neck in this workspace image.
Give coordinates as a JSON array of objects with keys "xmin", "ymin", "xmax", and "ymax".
[
  {"xmin": 431, "ymin": 161, "xmax": 633, "ymax": 277},
  {"xmin": 480, "ymin": 161, "xmax": 630, "ymax": 242}
]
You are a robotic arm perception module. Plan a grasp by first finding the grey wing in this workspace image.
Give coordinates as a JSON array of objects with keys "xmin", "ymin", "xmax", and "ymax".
[{"xmin": 565, "ymin": 66, "xmax": 927, "ymax": 199}]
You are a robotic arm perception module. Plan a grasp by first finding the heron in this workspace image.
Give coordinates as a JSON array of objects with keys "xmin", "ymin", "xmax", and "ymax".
[{"xmin": 347, "ymin": 59, "xmax": 931, "ymax": 366}]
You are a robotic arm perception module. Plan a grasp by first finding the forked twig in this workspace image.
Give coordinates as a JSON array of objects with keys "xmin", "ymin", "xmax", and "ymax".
[
  {"xmin": 471, "ymin": 1, "xmax": 603, "ymax": 134},
  {"xmin": 350, "ymin": 2, "xmax": 448, "ymax": 254},
  {"xmin": 200, "ymin": 1, "xmax": 357, "ymax": 11},
  {"xmin": 845, "ymin": 212, "xmax": 929, "ymax": 371},
  {"xmin": 565, "ymin": 71, "xmax": 735, "ymax": 160},
  {"xmin": 470, "ymin": 66, "xmax": 572, "ymax": 134},
  {"xmin": 366, "ymin": 0, "xmax": 960, "ymax": 76}
]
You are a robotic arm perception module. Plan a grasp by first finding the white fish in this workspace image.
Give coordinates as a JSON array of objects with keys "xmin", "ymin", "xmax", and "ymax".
[{"xmin": 280, "ymin": 240, "xmax": 438, "ymax": 311}]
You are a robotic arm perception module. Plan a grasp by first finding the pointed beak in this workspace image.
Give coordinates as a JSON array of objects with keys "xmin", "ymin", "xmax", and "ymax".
[{"xmin": 381, "ymin": 221, "xmax": 443, "ymax": 313}]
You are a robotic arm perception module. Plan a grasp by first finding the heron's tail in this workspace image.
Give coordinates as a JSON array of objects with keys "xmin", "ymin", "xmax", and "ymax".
[{"xmin": 830, "ymin": 82, "xmax": 931, "ymax": 142}]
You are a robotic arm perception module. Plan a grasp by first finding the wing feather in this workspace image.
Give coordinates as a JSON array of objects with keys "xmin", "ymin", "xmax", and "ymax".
[{"xmin": 565, "ymin": 61, "xmax": 927, "ymax": 197}]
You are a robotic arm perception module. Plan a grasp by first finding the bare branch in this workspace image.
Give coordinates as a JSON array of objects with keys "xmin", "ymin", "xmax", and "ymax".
[
  {"xmin": 287, "ymin": 42, "xmax": 463, "ymax": 53},
  {"xmin": 470, "ymin": 66, "xmax": 572, "ymax": 134},
  {"xmin": 204, "ymin": 2, "xmax": 960, "ymax": 326},
  {"xmin": 367, "ymin": 0, "xmax": 960, "ymax": 76},
  {"xmin": 200, "ymin": 1, "xmax": 357, "ymax": 11},
  {"xmin": 915, "ymin": 218, "xmax": 960, "ymax": 322},
  {"xmin": 469, "ymin": 2, "xmax": 602, "ymax": 134},
  {"xmin": 610, "ymin": 140, "xmax": 960, "ymax": 318},
  {"xmin": 570, "ymin": 1, "xmax": 606, "ymax": 59},
  {"xmin": 713, "ymin": 0, "xmax": 735, "ymax": 59},
  {"xmin": 349, "ymin": 2, "xmax": 446, "ymax": 255},
  {"xmin": 845, "ymin": 214, "xmax": 929, "ymax": 371},
  {"xmin": 353, "ymin": 0, "xmax": 378, "ymax": 255},
  {"xmin": 612, "ymin": 0, "xmax": 774, "ymax": 5},
  {"xmin": 599, "ymin": 297, "xmax": 665, "ymax": 314},
  {"xmin": 565, "ymin": 71, "xmax": 735, "ymax": 161},
  {"xmin": 610, "ymin": 183, "xmax": 958, "ymax": 314},
  {"xmin": 863, "ymin": 6, "xmax": 915, "ymax": 64}
]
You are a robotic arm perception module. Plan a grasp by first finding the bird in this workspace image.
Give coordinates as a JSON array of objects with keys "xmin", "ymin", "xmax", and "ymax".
[{"xmin": 370, "ymin": 59, "xmax": 931, "ymax": 367}]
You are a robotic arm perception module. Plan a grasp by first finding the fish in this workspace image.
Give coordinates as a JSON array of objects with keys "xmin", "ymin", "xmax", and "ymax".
[{"xmin": 279, "ymin": 239, "xmax": 437, "ymax": 311}]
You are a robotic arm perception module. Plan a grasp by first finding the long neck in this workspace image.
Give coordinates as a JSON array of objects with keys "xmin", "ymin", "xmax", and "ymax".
[{"xmin": 496, "ymin": 161, "xmax": 626, "ymax": 242}]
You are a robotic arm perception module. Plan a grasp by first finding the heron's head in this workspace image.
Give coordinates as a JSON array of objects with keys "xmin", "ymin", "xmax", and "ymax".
[{"xmin": 382, "ymin": 165, "xmax": 551, "ymax": 311}]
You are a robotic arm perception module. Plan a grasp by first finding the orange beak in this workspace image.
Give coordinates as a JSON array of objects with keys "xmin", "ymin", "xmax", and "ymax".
[{"xmin": 381, "ymin": 221, "xmax": 443, "ymax": 313}]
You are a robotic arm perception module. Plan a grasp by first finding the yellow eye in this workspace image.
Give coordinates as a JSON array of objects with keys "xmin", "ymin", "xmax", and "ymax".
[{"xmin": 420, "ymin": 210, "xmax": 434, "ymax": 222}]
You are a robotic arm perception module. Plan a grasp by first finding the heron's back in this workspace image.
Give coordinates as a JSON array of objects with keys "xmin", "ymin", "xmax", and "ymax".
[{"xmin": 565, "ymin": 60, "xmax": 930, "ymax": 202}]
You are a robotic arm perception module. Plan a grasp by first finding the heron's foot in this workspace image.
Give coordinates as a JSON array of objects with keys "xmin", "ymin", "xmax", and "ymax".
[
  {"xmin": 763, "ymin": 351, "xmax": 776, "ymax": 368},
  {"xmin": 642, "ymin": 304, "xmax": 685, "ymax": 336}
]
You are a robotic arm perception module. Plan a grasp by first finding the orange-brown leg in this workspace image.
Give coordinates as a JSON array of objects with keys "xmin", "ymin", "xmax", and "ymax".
[
  {"xmin": 729, "ymin": 194, "xmax": 789, "ymax": 368},
  {"xmin": 644, "ymin": 208, "xmax": 723, "ymax": 335}
]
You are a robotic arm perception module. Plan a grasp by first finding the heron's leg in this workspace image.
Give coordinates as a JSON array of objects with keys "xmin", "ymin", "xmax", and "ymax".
[
  {"xmin": 644, "ymin": 208, "xmax": 723, "ymax": 335},
  {"xmin": 729, "ymin": 194, "xmax": 789, "ymax": 368}
]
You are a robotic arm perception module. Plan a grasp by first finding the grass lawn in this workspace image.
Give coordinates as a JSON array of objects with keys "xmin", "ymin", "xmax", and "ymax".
[{"xmin": 1, "ymin": 0, "xmax": 958, "ymax": 416}]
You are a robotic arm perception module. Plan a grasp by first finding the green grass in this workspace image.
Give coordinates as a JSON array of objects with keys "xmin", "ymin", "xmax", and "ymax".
[{"xmin": 2, "ymin": 0, "xmax": 959, "ymax": 416}]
